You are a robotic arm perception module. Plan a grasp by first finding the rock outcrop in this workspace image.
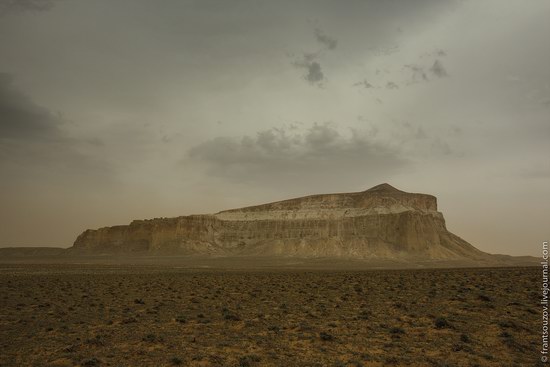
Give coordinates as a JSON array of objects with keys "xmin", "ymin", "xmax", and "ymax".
[{"xmin": 69, "ymin": 183, "xmax": 491, "ymax": 261}]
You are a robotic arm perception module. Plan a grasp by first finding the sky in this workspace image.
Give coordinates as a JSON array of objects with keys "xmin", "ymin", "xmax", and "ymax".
[{"xmin": 0, "ymin": 0, "xmax": 548, "ymax": 256}]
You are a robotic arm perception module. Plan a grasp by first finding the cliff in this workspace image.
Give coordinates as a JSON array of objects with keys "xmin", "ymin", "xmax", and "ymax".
[{"xmin": 69, "ymin": 183, "xmax": 492, "ymax": 261}]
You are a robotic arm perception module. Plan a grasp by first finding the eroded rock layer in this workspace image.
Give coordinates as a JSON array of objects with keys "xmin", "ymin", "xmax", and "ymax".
[{"xmin": 70, "ymin": 183, "xmax": 489, "ymax": 260}]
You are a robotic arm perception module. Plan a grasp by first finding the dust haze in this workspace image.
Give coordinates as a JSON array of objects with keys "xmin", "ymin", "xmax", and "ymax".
[{"xmin": 0, "ymin": 0, "xmax": 548, "ymax": 255}]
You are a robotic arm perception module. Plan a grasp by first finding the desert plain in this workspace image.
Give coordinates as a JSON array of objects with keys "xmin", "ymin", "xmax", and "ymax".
[{"xmin": 0, "ymin": 264, "xmax": 539, "ymax": 367}]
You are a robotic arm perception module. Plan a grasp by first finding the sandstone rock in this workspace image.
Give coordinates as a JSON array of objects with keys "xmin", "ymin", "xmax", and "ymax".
[{"xmin": 69, "ymin": 183, "xmax": 491, "ymax": 260}]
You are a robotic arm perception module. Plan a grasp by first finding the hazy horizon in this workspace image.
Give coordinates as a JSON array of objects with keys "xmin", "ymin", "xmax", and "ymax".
[{"xmin": 1, "ymin": 0, "xmax": 549, "ymax": 256}]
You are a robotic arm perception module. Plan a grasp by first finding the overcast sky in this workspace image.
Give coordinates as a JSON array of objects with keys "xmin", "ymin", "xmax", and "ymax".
[{"xmin": 0, "ymin": 0, "xmax": 548, "ymax": 256}]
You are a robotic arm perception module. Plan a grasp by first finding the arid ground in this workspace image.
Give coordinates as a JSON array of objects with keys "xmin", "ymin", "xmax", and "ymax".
[{"xmin": 0, "ymin": 265, "xmax": 539, "ymax": 366}]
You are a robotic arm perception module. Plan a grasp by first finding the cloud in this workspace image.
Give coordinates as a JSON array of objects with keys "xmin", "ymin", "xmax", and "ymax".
[
  {"xmin": 353, "ymin": 79, "xmax": 374, "ymax": 89},
  {"xmin": 0, "ymin": 0, "xmax": 58, "ymax": 15},
  {"xmin": 293, "ymin": 56, "xmax": 325, "ymax": 86},
  {"xmin": 0, "ymin": 73, "xmax": 108, "ymax": 181},
  {"xmin": 430, "ymin": 59, "xmax": 448, "ymax": 78},
  {"xmin": 404, "ymin": 64, "xmax": 429, "ymax": 83},
  {"xmin": 355, "ymin": 50, "xmax": 449, "ymax": 92},
  {"xmin": 292, "ymin": 28, "xmax": 337, "ymax": 87},
  {"xmin": 187, "ymin": 122, "xmax": 408, "ymax": 189},
  {"xmin": 304, "ymin": 61, "xmax": 324, "ymax": 85},
  {"xmin": 401, "ymin": 53, "xmax": 448, "ymax": 85},
  {"xmin": 0, "ymin": 73, "xmax": 63, "ymax": 140},
  {"xmin": 314, "ymin": 28, "xmax": 337, "ymax": 50}
]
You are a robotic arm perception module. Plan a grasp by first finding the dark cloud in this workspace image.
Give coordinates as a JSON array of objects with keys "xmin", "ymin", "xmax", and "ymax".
[
  {"xmin": 304, "ymin": 61, "xmax": 324, "ymax": 85},
  {"xmin": 293, "ymin": 56, "xmax": 325, "ymax": 86},
  {"xmin": 0, "ymin": 73, "xmax": 63, "ymax": 140},
  {"xmin": 292, "ymin": 28, "xmax": 337, "ymax": 86},
  {"xmin": 187, "ymin": 123, "xmax": 407, "ymax": 189},
  {"xmin": 0, "ymin": 73, "xmax": 108, "ymax": 180},
  {"xmin": 430, "ymin": 59, "xmax": 448, "ymax": 78},
  {"xmin": 386, "ymin": 81, "xmax": 399, "ymax": 89},
  {"xmin": 0, "ymin": 0, "xmax": 58, "ymax": 15},
  {"xmin": 314, "ymin": 28, "xmax": 337, "ymax": 50}
]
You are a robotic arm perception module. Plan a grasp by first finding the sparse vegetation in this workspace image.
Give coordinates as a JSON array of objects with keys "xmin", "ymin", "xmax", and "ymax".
[
  {"xmin": 0, "ymin": 265, "xmax": 538, "ymax": 366},
  {"xmin": 170, "ymin": 356, "xmax": 183, "ymax": 365},
  {"xmin": 389, "ymin": 326, "xmax": 405, "ymax": 334},
  {"xmin": 221, "ymin": 307, "xmax": 241, "ymax": 321},
  {"xmin": 478, "ymin": 294, "xmax": 493, "ymax": 302},
  {"xmin": 81, "ymin": 357, "xmax": 101, "ymax": 366},
  {"xmin": 434, "ymin": 317, "xmax": 451, "ymax": 329},
  {"xmin": 238, "ymin": 354, "xmax": 261, "ymax": 367},
  {"xmin": 175, "ymin": 314, "xmax": 186, "ymax": 323},
  {"xmin": 460, "ymin": 333, "xmax": 470, "ymax": 343},
  {"xmin": 142, "ymin": 333, "xmax": 159, "ymax": 342}
]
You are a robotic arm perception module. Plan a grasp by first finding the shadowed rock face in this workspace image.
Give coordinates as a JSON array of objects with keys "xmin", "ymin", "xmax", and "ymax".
[{"xmin": 70, "ymin": 184, "xmax": 489, "ymax": 260}]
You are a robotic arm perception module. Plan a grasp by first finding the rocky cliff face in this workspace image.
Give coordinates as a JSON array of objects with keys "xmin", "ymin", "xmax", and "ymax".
[{"xmin": 70, "ymin": 183, "xmax": 489, "ymax": 260}]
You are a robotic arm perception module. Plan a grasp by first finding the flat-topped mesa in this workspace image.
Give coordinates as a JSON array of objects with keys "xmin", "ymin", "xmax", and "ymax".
[
  {"xmin": 70, "ymin": 183, "xmax": 488, "ymax": 261},
  {"xmin": 215, "ymin": 183, "xmax": 437, "ymax": 221}
]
